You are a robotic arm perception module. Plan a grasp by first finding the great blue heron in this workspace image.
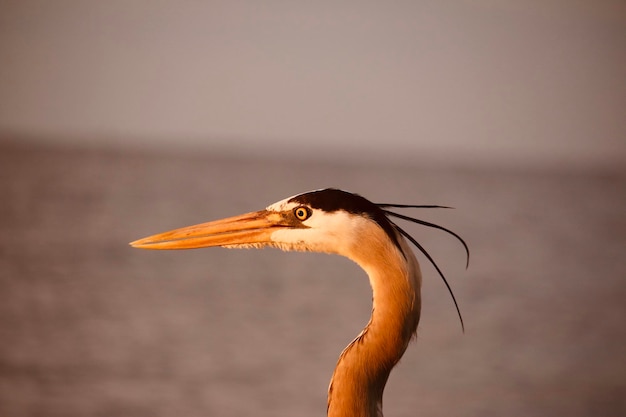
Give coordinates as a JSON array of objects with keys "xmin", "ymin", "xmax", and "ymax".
[{"xmin": 130, "ymin": 188, "xmax": 468, "ymax": 417}]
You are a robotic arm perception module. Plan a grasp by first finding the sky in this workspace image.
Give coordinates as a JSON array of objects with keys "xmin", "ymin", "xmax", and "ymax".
[{"xmin": 0, "ymin": 0, "xmax": 624, "ymax": 168}]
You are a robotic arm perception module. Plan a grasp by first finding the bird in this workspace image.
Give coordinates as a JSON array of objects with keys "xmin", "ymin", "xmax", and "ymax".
[{"xmin": 130, "ymin": 188, "xmax": 468, "ymax": 417}]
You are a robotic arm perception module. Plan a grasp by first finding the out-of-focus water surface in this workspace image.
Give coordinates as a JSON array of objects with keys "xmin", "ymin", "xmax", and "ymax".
[{"xmin": 1, "ymin": 140, "xmax": 624, "ymax": 417}]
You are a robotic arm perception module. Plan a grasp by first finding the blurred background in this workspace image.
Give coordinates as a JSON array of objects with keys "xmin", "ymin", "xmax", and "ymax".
[{"xmin": 1, "ymin": 1, "xmax": 625, "ymax": 416}]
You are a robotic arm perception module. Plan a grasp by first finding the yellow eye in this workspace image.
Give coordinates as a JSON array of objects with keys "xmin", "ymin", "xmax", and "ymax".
[{"xmin": 294, "ymin": 206, "xmax": 311, "ymax": 221}]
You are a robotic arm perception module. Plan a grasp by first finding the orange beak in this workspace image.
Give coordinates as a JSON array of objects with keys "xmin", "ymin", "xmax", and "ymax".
[{"xmin": 129, "ymin": 210, "xmax": 289, "ymax": 250}]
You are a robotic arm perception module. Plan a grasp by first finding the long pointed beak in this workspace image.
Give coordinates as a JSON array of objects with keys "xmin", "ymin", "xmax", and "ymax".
[{"xmin": 130, "ymin": 210, "xmax": 287, "ymax": 250}]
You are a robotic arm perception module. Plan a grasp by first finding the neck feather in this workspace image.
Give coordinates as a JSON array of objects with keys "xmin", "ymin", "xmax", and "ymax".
[{"xmin": 327, "ymin": 232, "xmax": 422, "ymax": 417}]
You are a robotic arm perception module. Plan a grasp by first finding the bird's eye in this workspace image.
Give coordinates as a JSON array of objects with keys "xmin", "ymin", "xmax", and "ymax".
[{"xmin": 294, "ymin": 206, "xmax": 311, "ymax": 221}]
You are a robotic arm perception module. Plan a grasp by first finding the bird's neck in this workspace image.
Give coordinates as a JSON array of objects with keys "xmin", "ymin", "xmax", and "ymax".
[{"xmin": 327, "ymin": 237, "xmax": 422, "ymax": 417}]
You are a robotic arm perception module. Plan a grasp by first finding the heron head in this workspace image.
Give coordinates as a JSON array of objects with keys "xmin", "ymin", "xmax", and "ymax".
[
  {"xmin": 130, "ymin": 188, "xmax": 400, "ymax": 257},
  {"xmin": 130, "ymin": 188, "xmax": 468, "ymax": 331}
]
